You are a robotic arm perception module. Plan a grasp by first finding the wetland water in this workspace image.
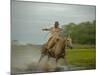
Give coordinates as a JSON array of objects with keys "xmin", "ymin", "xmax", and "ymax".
[{"xmin": 11, "ymin": 45, "xmax": 94, "ymax": 74}]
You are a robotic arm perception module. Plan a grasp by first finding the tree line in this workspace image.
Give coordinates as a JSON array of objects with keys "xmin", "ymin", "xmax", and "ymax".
[{"xmin": 62, "ymin": 20, "xmax": 96, "ymax": 45}]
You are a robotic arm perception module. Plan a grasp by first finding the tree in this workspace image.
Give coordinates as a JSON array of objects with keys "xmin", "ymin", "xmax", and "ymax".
[{"xmin": 62, "ymin": 20, "xmax": 96, "ymax": 45}]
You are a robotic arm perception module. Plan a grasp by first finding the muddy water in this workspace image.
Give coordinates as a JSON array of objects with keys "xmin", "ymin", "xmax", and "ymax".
[
  {"xmin": 11, "ymin": 45, "xmax": 40, "ymax": 67},
  {"xmin": 11, "ymin": 45, "xmax": 86, "ymax": 74}
]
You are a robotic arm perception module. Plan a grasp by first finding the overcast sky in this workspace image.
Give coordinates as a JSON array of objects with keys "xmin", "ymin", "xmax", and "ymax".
[{"xmin": 11, "ymin": 0, "xmax": 96, "ymax": 44}]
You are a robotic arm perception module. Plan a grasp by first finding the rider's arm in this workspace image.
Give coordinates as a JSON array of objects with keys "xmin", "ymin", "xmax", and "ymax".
[
  {"xmin": 42, "ymin": 27, "xmax": 52, "ymax": 31},
  {"xmin": 42, "ymin": 28, "xmax": 50, "ymax": 31}
]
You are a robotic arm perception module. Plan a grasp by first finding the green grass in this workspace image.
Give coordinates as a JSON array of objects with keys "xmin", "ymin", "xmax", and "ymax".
[
  {"xmin": 72, "ymin": 44, "xmax": 95, "ymax": 49},
  {"xmin": 65, "ymin": 48, "xmax": 96, "ymax": 69}
]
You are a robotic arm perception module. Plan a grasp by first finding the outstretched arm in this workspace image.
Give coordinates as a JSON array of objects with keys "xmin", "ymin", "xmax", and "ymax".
[{"xmin": 42, "ymin": 28, "xmax": 50, "ymax": 31}]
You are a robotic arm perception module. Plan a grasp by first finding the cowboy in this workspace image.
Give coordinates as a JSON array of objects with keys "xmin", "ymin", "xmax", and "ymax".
[{"xmin": 42, "ymin": 21, "xmax": 63, "ymax": 51}]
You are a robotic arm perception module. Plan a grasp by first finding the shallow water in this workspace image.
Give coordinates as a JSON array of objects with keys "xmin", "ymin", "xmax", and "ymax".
[{"xmin": 11, "ymin": 45, "xmax": 92, "ymax": 74}]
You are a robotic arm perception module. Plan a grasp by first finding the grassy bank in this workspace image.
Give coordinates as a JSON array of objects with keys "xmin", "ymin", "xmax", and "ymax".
[
  {"xmin": 71, "ymin": 44, "xmax": 95, "ymax": 49},
  {"xmin": 65, "ymin": 48, "xmax": 96, "ymax": 69}
]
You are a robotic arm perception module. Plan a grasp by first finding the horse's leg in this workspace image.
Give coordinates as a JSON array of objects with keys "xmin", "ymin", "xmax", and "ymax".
[
  {"xmin": 63, "ymin": 56, "xmax": 67, "ymax": 65},
  {"xmin": 56, "ymin": 58, "xmax": 58, "ymax": 64},
  {"xmin": 38, "ymin": 54, "xmax": 45, "ymax": 63},
  {"xmin": 38, "ymin": 43, "xmax": 48, "ymax": 63},
  {"xmin": 47, "ymin": 55, "xmax": 50, "ymax": 62},
  {"xmin": 55, "ymin": 57, "xmax": 59, "ymax": 67}
]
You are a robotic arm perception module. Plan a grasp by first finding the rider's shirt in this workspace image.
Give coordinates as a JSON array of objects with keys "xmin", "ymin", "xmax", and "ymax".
[{"xmin": 49, "ymin": 27, "xmax": 62, "ymax": 38}]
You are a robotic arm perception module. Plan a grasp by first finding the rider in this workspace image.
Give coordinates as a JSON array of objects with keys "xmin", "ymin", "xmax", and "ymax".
[{"xmin": 42, "ymin": 21, "xmax": 63, "ymax": 51}]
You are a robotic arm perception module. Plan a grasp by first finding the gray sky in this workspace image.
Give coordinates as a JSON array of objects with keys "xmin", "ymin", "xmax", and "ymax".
[{"xmin": 11, "ymin": 1, "xmax": 96, "ymax": 44}]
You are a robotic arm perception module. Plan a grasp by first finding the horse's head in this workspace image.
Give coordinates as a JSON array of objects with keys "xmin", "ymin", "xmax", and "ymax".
[{"xmin": 65, "ymin": 37, "xmax": 73, "ymax": 49}]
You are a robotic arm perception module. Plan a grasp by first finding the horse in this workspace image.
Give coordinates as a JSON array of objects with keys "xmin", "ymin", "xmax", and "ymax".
[{"xmin": 38, "ymin": 36, "xmax": 73, "ymax": 65}]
